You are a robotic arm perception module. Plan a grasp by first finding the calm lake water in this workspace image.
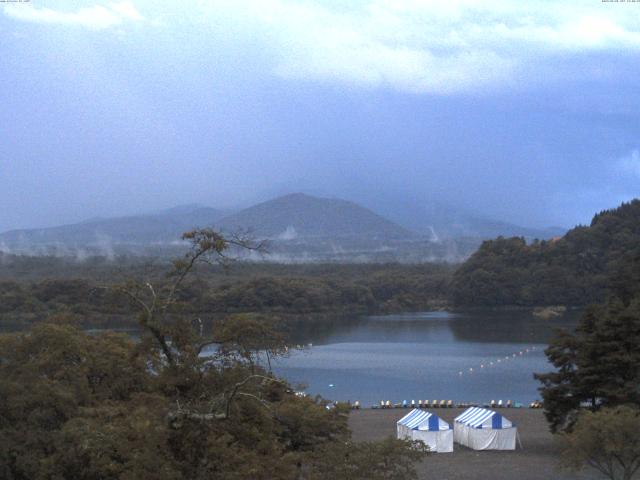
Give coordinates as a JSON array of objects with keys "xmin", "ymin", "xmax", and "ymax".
[
  {"xmin": 5, "ymin": 309, "xmax": 581, "ymax": 407},
  {"xmin": 272, "ymin": 310, "xmax": 582, "ymax": 407}
]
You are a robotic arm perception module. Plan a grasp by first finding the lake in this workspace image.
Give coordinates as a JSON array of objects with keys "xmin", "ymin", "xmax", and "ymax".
[
  {"xmin": 272, "ymin": 310, "xmax": 582, "ymax": 407},
  {"xmin": 5, "ymin": 308, "xmax": 581, "ymax": 408}
]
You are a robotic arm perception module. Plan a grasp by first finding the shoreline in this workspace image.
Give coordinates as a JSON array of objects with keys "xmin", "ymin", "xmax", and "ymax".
[{"xmin": 348, "ymin": 408, "xmax": 601, "ymax": 480}]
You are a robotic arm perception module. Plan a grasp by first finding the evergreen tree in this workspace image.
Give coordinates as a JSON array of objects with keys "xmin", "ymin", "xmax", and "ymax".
[
  {"xmin": 535, "ymin": 295, "xmax": 640, "ymax": 432},
  {"xmin": 452, "ymin": 199, "xmax": 640, "ymax": 307}
]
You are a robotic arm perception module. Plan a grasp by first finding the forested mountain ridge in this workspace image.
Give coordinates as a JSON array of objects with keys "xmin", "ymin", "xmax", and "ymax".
[{"xmin": 451, "ymin": 199, "xmax": 640, "ymax": 306}]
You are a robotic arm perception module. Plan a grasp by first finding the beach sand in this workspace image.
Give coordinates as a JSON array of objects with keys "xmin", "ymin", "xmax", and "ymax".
[{"xmin": 349, "ymin": 408, "xmax": 603, "ymax": 480}]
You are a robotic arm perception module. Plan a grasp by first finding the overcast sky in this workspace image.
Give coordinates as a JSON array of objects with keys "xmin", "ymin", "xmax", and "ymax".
[{"xmin": 1, "ymin": 0, "xmax": 639, "ymax": 232}]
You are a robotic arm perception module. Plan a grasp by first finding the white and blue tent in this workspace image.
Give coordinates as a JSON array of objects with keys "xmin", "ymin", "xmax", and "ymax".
[
  {"xmin": 454, "ymin": 407, "xmax": 517, "ymax": 450},
  {"xmin": 397, "ymin": 409, "xmax": 453, "ymax": 453}
]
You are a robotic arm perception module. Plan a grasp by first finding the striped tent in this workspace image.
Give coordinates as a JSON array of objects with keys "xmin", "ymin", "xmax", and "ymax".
[
  {"xmin": 454, "ymin": 407, "xmax": 517, "ymax": 450},
  {"xmin": 397, "ymin": 409, "xmax": 453, "ymax": 453}
]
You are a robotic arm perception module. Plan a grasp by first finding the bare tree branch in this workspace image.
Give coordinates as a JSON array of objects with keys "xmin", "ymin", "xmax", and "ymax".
[{"xmin": 225, "ymin": 374, "xmax": 285, "ymax": 419}]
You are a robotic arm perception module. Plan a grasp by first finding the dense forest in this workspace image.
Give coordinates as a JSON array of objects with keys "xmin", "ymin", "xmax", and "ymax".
[
  {"xmin": 0, "ymin": 231, "xmax": 427, "ymax": 479},
  {"xmin": 0, "ymin": 256, "xmax": 453, "ymax": 330},
  {"xmin": 3, "ymin": 199, "xmax": 640, "ymax": 327},
  {"xmin": 451, "ymin": 200, "xmax": 640, "ymax": 306}
]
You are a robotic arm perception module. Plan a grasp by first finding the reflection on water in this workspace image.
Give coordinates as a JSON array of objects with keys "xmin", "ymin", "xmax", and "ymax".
[
  {"xmin": 7, "ymin": 309, "xmax": 581, "ymax": 407},
  {"xmin": 273, "ymin": 309, "xmax": 582, "ymax": 406}
]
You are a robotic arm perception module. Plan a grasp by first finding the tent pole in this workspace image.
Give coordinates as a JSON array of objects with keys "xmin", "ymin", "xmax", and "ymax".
[{"xmin": 516, "ymin": 430, "xmax": 523, "ymax": 450}]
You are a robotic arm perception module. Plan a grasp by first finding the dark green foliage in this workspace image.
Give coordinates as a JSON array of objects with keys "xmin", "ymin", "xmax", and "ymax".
[
  {"xmin": 0, "ymin": 262, "xmax": 453, "ymax": 330},
  {"xmin": 535, "ymin": 294, "xmax": 640, "ymax": 433},
  {"xmin": 0, "ymin": 230, "xmax": 428, "ymax": 479},
  {"xmin": 0, "ymin": 314, "xmax": 426, "ymax": 479},
  {"xmin": 0, "ymin": 322, "xmax": 337, "ymax": 479},
  {"xmin": 0, "ymin": 323, "xmax": 154, "ymax": 479},
  {"xmin": 558, "ymin": 406, "xmax": 640, "ymax": 480},
  {"xmin": 451, "ymin": 199, "xmax": 640, "ymax": 306},
  {"xmin": 305, "ymin": 437, "xmax": 429, "ymax": 480}
]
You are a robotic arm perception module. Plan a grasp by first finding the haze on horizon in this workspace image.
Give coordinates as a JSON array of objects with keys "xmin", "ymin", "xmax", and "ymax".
[{"xmin": 1, "ymin": 0, "xmax": 639, "ymax": 234}]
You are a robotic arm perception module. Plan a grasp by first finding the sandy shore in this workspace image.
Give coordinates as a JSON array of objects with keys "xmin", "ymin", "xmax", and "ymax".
[{"xmin": 349, "ymin": 408, "xmax": 603, "ymax": 480}]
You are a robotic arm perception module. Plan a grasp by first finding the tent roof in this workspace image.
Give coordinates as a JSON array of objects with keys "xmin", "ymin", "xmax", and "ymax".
[
  {"xmin": 397, "ymin": 409, "xmax": 450, "ymax": 431},
  {"xmin": 454, "ymin": 407, "xmax": 513, "ymax": 429}
]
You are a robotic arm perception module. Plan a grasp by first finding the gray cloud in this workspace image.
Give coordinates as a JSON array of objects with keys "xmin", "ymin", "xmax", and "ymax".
[
  {"xmin": 3, "ymin": 1, "xmax": 145, "ymax": 30},
  {"xmin": 0, "ymin": 1, "xmax": 638, "ymax": 234}
]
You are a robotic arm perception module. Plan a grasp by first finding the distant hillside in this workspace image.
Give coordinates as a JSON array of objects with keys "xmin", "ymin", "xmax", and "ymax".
[
  {"xmin": 439, "ymin": 216, "xmax": 565, "ymax": 241},
  {"xmin": 402, "ymin": 205, "xmax": 567, "ymax": 240},
  {"xmin": 217, "ymin": 193, "xmax": 412, "ymax": 239},
  {"xmin": 0, "ymin": 205, "xmax": 225, "ymax": 250},
  {"xmin": 451, "ymin": 199, "xmax": 640, "ymax": 306},
  {"xmin": 356, "ymin": 193, "xmax": 567, "ymax": 240},
  {"xmin": 0, "ymin": 193, "xmax": 485, "ymax": 262}
]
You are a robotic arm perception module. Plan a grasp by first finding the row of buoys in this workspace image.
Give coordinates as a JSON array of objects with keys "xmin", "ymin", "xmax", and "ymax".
[
  {"xmin": 368, "ymin": 399, "xmax": 544, "ymax": 409},
  {"xmin": 457, "ymin": 346, "xmax": 538, "ymax": 377},
  {"xmin": 378, "ymin": 399, "xmax": 455, "ymax": 409}
]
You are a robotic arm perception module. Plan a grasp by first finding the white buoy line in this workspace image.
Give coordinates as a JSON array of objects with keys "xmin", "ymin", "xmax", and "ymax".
[{"xmin": 457, "ymin": 346, "xmax": 539, "ymax": 377}]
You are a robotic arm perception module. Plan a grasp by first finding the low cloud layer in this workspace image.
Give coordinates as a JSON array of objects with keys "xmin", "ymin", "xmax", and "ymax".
[
  {"xmin": 1, "ymin": 1, "xmax": 638, "ymax": 233},
  {"xmin": 3, "ymin": 1, "xmax": 144, "ymax": 30},
  {"xmin": 5, "ymin": 1, "xmax": 640, "ymax": 93},
  {"xmin": 198, "ymin": 0, "xmax": 640, "ymax": 94}
]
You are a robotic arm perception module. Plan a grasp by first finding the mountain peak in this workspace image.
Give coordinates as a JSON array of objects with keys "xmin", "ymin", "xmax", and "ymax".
[
  {"xmin": 261, "ymin": 192, "xmax": 343, "ymax": 205},
  {"xmin": 218, "ymin": 193, "xmax": 411, "ymax": 239},
  {"xmin": 156, "ymin": 204, "xmax": 207, "ymax": 216}
]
